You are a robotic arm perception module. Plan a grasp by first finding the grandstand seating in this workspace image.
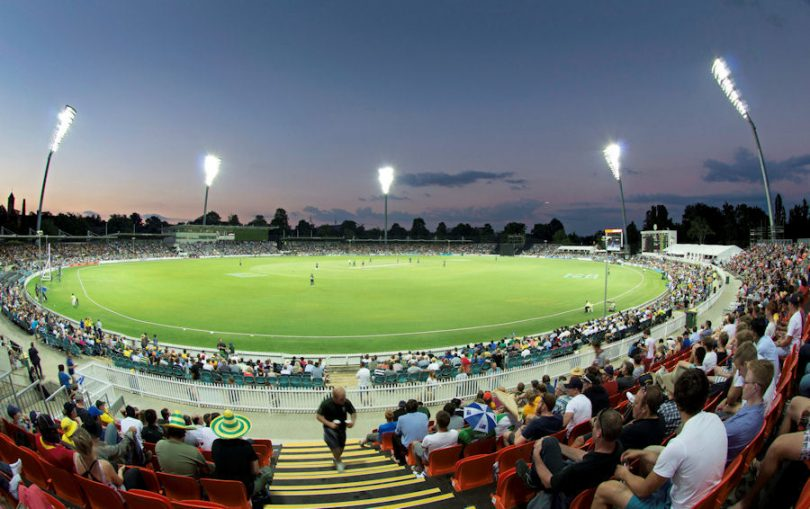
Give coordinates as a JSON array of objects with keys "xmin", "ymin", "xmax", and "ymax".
[
  {"xmin": 121, "ymin": 489, "xmax": 173, "ymax": 509},
  {"xmin": 200, "ymin": 478, "xmax": 252, "ymax": 509},
  {"xmin": 452, "ymin": 452, "xmax": 497, "ymax": 491}
]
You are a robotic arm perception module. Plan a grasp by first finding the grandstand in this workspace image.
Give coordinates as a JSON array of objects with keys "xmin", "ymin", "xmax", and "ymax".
[{"xmin": 1, "ymin": 241, "xmax": 808, "ymax": 509}]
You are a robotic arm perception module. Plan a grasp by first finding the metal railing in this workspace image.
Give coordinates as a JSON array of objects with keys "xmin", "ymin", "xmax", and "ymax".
[{"xmin": 74, "ymin": 285, "xmax": 724, "ymax": 413}]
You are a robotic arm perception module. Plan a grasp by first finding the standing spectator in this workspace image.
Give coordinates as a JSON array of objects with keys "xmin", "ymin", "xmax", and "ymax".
[
  {"xmin": 644, "ymin": 329, "xmax": 656, "ymax": 372},
  {"xmin": 316, "ymin": 387, "xmax": 356, "ymax": 473},
  {"xmin": 592, "ymin": 369, "xmax": 726, "ymax": 509},
  {"xmin": 155, "ymin": 411, "xmax": 209, "ymax": 478},
  {"xmin": 356, "ymin": 362, "xmax": 370, "ymax": 403},
  {"xmin": 211, "ymin": 410, "xmax": 272, "ymax": 503},
  {"xmin": 57, "ymin": 364, "xmax": 72, "ymax": 391},
  {"xmin": 27, "ymin": 344, "xmax": 42, "ymax": 379}
]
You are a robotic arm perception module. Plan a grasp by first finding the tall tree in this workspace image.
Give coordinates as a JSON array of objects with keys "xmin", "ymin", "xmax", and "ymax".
[
  {"xmin": 626, "ymin": 221, "xmax": 641, "ymax": 254},
  {"xmin": 642, "ymin": 205, "xmax": 674, "ymax": 231},
  {"xmin": 687, "ymin": 216, "xmax": 714, "ymax": 244},
  {"xmin": 227, "ymin": 214, "xmax": 241, "ymax": 226},
  {"xmin": 247, "ymin": 215, "xmax": 268, "ymax": 226},
  {"xmin": 774, "ymin": 194, "xmax": 786, "ymax": 226},
  {"xmin": 787, "ymin": 199, "xmax": 810, "ymax": 240},
  {"xmin": 295, "ymin": 219, "xmax": 314, "ymax": 237},
  {"xmin": 270, "ymin": 208, "xmax": 290, "ymax": 233},
  {"xmin": 388, "ymin": 223, "xmax": 407, "ymax": 240},
  {"xmin": 435, "ymin": 222, "xmax": 448, "ymax": 240},
  {"xmin": 410, "ymin": 217, "xmax": 430, "ymax": 239},
  {"xmin": 340, "ymin": 220, "xmax": 359, "ymax": 238},
  {"xmin": 129, "ymin": 212, "xmax": 143, "ymax": 232}
]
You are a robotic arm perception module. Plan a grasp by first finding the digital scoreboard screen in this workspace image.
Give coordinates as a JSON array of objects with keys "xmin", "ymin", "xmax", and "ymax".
[{"xmin": 605, "ymin": 228, "xmax": 623, "ymax": 252}]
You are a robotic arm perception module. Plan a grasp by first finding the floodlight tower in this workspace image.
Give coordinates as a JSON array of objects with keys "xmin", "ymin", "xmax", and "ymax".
[
  {"xmin": 711, "ymin": 57, "xmax": 775, "ymax": 241},
  {"xmin": 378, "ymin": 166, "xmax": 395, "ymax": 247},
  {"xmin": 36, "ymin": 105, "xmax": 77, "ymax": 252},
  {"xmin": 202, "ymin": 154, "xmax": 221, "ymax": 226},
  {"xmin": 603, "ymin": 143, "xmax": 629, "ymax": 256}
]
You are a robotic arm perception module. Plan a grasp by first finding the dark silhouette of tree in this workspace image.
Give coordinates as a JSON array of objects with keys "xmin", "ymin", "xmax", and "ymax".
[
  {"xmin": 642, "ymin": 205, "xmax": 674, "ymax": 231},
  {"xmin": 688, "ymin": 217, "xmax": 714, "ymax": 244},
  {"xmin": 270, "ymin": 208, "xmax": 290, "ymax": 233},
  {"xmin": 410, "ymin": 217, "xmax": 430, "ymax": 239},
  {"xmin": 774, "ymin": 194, "xmax": 786, "ymax": 226},
  {"xmin": 435, "ymin": 222, "xmax": 448, "ymax": 240},
  {"xmin": 626, "ymin": 221, "xmax": 641, "ymax": 254},
  {"xmin": 227, "ymin": 214, "xmax": 241, "ymax": 226},
  {"xmin": 248, "ymin": 215, "xmax": 268, "ymax": 226}
]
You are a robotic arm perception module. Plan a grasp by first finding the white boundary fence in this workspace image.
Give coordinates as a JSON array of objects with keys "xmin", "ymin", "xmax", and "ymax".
[{"xmin": 75, "ymin": 280, "xmax": 723, "ymax": 413}]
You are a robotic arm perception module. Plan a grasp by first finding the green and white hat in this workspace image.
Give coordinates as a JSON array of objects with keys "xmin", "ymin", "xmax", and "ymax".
[
  {"xmin": 211, "ymin": 410, "xmax": 251, "ymax": 439},
  {"xmin": 162, "ymin": 410, "xmax": 193, "ymax": 429}
]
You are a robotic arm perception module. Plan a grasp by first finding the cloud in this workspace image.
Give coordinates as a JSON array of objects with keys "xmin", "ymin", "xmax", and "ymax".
[
  {"xmin": 625, "ymin": 192, "xmax": 766, "ymax": 207},
  {"xmin": 703, "ymin": 148, "xmax": 810, "ymax": 184},
  {"xmin": 399, "ymin": 170, "xmax": 528, "ymax": 189}
]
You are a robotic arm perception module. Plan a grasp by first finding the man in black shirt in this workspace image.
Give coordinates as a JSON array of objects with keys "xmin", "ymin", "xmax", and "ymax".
[
  {"xmin": 316, "ymin": 386, "xmax": 357, "ymax": 472},
  {"xmin": 620, "ymin": 384, "xmax": 665, "ymax": 450},
  {"xmin": 211, "ymin": 410, "xmax": 272, "ymax": 505},
  {"xmin": 28, "ymin": 344, "xmax": 42, "ymax": 379},
  {"xmin": 516, "ymin": 408, "xmax": 623, "ymax": 507},
  {"xmin": 616, "ymin": 361, "xmax": 636, "ymax": 392},
  {"xmin": 515, "ymin": 393, "xmax": 563, "ymax": 444},
  {"xmin": 583, "ymin": 369, "xmax": 610, "ymax": 416}
]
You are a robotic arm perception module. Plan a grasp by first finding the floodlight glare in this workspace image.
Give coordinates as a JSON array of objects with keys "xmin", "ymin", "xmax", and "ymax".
[
  {"xmin": 378, "ymin": 166, "xmax": 394, "ymax": 194},
  {"xmin": 712, "ymin": 58, "xmax": 749, "ymax": 119},
  {"xmin": 204, "ymin": 154, "xmax": 221, "ymax": 187},
  {"xmin": 50, "ymin": 105, "xmax": 77, "ymax": 152},
  {"xmin": 603, "ymin": 143, "xmax": 621, "ymax": 181}
]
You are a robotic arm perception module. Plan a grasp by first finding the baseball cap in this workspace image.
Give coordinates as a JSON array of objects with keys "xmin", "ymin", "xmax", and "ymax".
[
  {"xmin": 564, "ymin": 376, "xmax": 583, "ymax": 390},
  {"xmin": 89, "ymin": 407, "xmax": 104, "ymax": 418}
]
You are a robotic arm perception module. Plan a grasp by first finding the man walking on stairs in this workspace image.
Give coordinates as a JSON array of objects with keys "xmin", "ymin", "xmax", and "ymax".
[{"xmin": 316, "ymin": 386, "xmax": 357, "ymax": 472}]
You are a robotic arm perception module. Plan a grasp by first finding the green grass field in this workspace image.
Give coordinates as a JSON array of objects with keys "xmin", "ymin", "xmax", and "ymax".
[{"xmin": 28, "ymin": 255, "xmax": 665, "ymax": 353}]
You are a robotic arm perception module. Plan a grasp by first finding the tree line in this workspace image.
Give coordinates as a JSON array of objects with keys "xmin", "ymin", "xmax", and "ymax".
[{"xmin": 1, "ymin": 194, "xmax": 808, "ymax": 251}]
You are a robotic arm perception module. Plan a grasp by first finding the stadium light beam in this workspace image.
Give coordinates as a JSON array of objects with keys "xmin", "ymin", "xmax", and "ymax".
[
  {"xmin": 711, "ymin": 57, "xmax": 775, "ymax": 241},
  {"xmin": 378, "ymin": 166, "xmax": 395, "ymax": 247},
  {"xmin": 202, "ymin": 154, "xmax": 221, "ymax": 226},
  {"xmin": 603, "ymin": 143, "xmax": 629, "ymax": 256},
  {"xmin": 36, "ymin": 105, "xmax": 77, "ymax": 253}
]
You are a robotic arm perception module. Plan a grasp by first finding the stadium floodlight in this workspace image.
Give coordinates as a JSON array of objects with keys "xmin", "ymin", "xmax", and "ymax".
[
  {"xmin": 603, "ymin": 143, "xmax": 629, "ymax": 256},
  {"xmin": 711, "ymin": 57, "xmax": 775, "ymax": 241},
  {"xmin": 202, "ymin": 154, "xmax": 221, "ymax": 226},
  {"xmin": 36, "ymin": 105, "xmax": 77, "ymax": 254},
  {"xmin": 378, "ymin": 166, "xmax": 395, "ymax": 247}
]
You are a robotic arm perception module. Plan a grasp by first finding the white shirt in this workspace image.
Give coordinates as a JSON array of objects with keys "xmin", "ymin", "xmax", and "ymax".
[
  {"xmin": 646, "ymin": 336, "xmax": 656, "ymax": 359},
  {"xmin": 356, "ymin": 367, "xmax": 371, "ymax": 387},
  {"xmin": 787, "ymin": 311, "xmax": 803, "ymax": 346},
  {"xmin": 756, "ymin": 335, "xmax": 780, "ymax": 382},
  {"xmin": 121, "ymin": 416, "xmax": 144, "ymax": 446},
  {"xmin": 653, "ymin": 412, "xmax": 727, "ymax": 509},
  {"xmin": 196, "ymin": 426, "xmax": 218, "ymax": 451},
  {"xmin": 421, "ymin": 429, "xmax": 459, "ymax": 458},
  {"xmin": 564, "ymin": 394, "xmax": 592, "ymax": 434},
  {"xmin": 701, "ymin": 352, "xmax": 717, "ymax": 374},
  {"xmin": 722, "ymin": 323, "xmax": 736, "ymax": 341}
]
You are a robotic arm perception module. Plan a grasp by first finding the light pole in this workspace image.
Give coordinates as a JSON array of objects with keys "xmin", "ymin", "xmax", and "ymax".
[
  {"xmin": 202, "ymin": 154, "xmax": 221, "ymax": 225},
  {"xmin": 36, "ymin": 105, "xmax": 77, "ymax": 254},
  {"xmin": 378, "ymin": 166, "xmax": 394, "ymax": 248},
  {"xmin": 603, "ymin": 143, "xmax": 629, "ymax": 257},
  {"xmin": 712, "ymin": 57, "xmax": 775, "ymax": 241}
]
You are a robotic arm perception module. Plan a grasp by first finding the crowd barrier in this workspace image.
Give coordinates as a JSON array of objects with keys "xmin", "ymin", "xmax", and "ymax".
[{"xmin": 74, "ymin": 277, "xmax": 723, "ymax": 413}]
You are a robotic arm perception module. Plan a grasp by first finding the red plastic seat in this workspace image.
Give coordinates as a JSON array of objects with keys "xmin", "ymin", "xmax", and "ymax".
[
  {"xmin": 548, "ymin": 429, "xmax": 567, "ymax": 443},
  {"xmin": 406, "ymin": 442, "xmax": 417, "ymax": 466},
  {"xmin": 17, "ymin": 446, "xmax": 51, "ymax": 490},
  {"xmin": 157, "ymin": 471, "xmax": 202, "ymax": 501},
  {"xmin": 127, "ymin": 465, "xmax": 162, "ymax": 493},
  {"xmin": 491, "ymin": 465, "xmax": 536, "ymax": 509},
  {"xmin": 796, "ymin": 476, "xmax": 810, "ymax": 509},
  {"xmin": 380, "ymin": 431, "xmax": 395, "ymax": 453},
  {"xmin": 567, "ymin": 420, "xmax": 592, "ymax": 445},
  {"xmin": 75, "ymin": 475, "xmax": 125, "ymax": 509},
  {"xmin": 425, "ymin": 444, "xmax": 463, "ymax": 477},
  {"xmin": 200, "ymin": 478, "xmax": 252, "ymax": 509},
  {"xmin": 252, "ymin": 443, "xmax": 272, "ymax": 467},
  {"xmin": 0, "ymin": 434, "xmax": 19, "ymax": 464},
  {"xmin": 40, "ymin": 489, "xmax": 67, "ymax": 509},
  {"xmin": 570, "ymin": 488, "xmax": 596, "ymax": 509},
  {"xmin": 703, "ymin": 393, "xmax": 723, "ymax": 412},
  {"xmin": 50, "ymin": 466, "xmax": 89, "ymax": 508},
  {"xmin": 172, "ymin": 501, "xmax": 228, "ymax": 509},
  {"xmin": 463, "ymin": 436, "xmax": 496, "ymax": 457},
  {"xmin": 201, "ymin": 449, "xmax": 214, "ymax": 462},
  {"xmin": 452, "ymin": 452, "xmax": 497, "ymax": 491},
  {"xmin": 122, "ymin": 489, "xmax": 174, "ymax": 509},
  {"xmin": 495, "ymin": 441, "xmax": 534, "ymax": 475}
]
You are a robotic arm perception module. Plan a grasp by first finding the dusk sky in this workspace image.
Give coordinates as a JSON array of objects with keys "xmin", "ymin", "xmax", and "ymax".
[{"xmin": 2, "ymin": 1, "xmax": 809, "ymax": 235}]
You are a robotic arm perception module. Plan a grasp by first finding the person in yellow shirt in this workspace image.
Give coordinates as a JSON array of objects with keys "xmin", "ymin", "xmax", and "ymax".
[
  {"xmin": 522, "ymin": 391, "xmax": 540, "ymax": 420},
  {"xmin": 94, "ymin": 400, "xmax": 115, "ymax": 426},
  {"xmin": 61, "ymin": 417, "xmax": 78, "ymax": 447}
]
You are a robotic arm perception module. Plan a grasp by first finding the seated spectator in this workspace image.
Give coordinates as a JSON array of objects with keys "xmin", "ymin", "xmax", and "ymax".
[
  {"xmin": 592, "ymin": 369, "xmax": 726, "ymax": 509},
  {"xmin": 155, "ymin": 411, "xmax": 209, "ymax": 477},
  {"xmin": 446, "ymin": 403, "xmax": 464, "ymax": 430},
  {"xmin": 620, "ymin": 384, "xmax": 665, "ymax": 450},
  {"xmin": 616, "ymin": 361, "xmax": 636, "ymax": 392},
  {"xmin": 583, "ymin": 368, "xmax": 610, "ymax": 416},
  {"xmin": 514, "ymin": 393, "xmax": 562, "ymax": 445},
  {"xmin": 72, "ymin": 427, "xmax": 141, "ymax": 491},
  {"xmin": 36, "ymin": 414, "xmax": 74, "ymax": 472},
  {"xmin": 716, "ymin": 342, "xmax": 758, "ymax": 416},
  {"xmin": 412, "ymin": 410, "xmax": 459, "ymax": 476},
  {"xmin": 120, "ymin": 405, "xmax": 144, "ymax": 446},
  {"xmin": 359, "ymin": 409, "xmax": 396, "ymax": 448},
  {"xmin": 562, "ymin": 376, "xmax": 592, "ymax": 438},
  {"xmin": 393, "ymin": 400, "xmax": 428, "ymax": 465},
  {"xmin": 141, "ymin": 409, "xmax": 164, "ymax": 443},
  {"xmin": 0, "ymin": 458, "xmax": 22, "ymax": 502},
  {"xmin": 602, "ymin": 365, "xmax": 618, "ymax": 396},
  {"xmin": 61, "ymin": 417, "xmax": 79, "ymax": 448},
  {"xmin": 196, "ymin": 412, "xmax": 220, "ymax": 451},
  {"xmin": 94, "ymin": 400, "xmax": 115, "ymax": 427},
  {"xmin": 724, "ymin": 360, "xmax": 773, "ymax": 464},
  {"xmin": 515, "ymin": 408, "xmax": 624, "ymax": 507},
  {"xmin": 211, "ymin": 410, "xmax": 272, "ymax": 504},
  {"xmin": 6, "ymin": 405, "xmax": 30, "ymax": 432}
]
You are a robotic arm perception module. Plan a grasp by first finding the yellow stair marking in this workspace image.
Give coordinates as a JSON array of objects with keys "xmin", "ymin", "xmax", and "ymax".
[
  {"xmin": 274, "ymin": 457, "xmax": 392, "ymax": 469},
  {"xmin": 283, "ymin": 440, "xmax": 364, "ymax": 448},
  {"xmin": 272, "ymin": 464, "xmax": 403, "ymax": 479},
  {"xmin": 373, "ymin": 492, "xmax": 457, "ymax": 509},
  {"xmin": 263, "ymin": 487, "xmax": 441, "ymax": 508},
  {"xmin": 279, "ymin": 450, "xmax": 379, "ymax": 460},
  {"xmin": 269, "ymin": 477, "xmax": 424, "ymax": 496},
  {"xmin": 268, "ymin": 474, "xmax": 416, "ymax": 491}
]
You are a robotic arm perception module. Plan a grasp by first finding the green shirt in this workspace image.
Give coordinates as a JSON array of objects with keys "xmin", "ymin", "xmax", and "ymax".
[{"xmin": 155, "ymin": 438, "xmax": 207, "ymax": 477}]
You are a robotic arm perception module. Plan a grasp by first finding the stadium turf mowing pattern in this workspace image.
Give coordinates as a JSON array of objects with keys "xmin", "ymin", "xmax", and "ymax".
[{"xmin": 28, "ymin": 255, "xmax": 665, "ymax": 353}]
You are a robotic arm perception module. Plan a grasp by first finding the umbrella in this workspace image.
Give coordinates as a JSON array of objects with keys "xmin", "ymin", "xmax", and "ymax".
[{"xmin": 463, "ymin": 402, "xmax": 497, "ymax": 434}]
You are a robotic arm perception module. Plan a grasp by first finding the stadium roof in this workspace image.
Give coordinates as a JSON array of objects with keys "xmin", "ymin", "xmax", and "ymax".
[{"xmin": 664, "ymin": 243, "xmax": 742, "ymax": 262}]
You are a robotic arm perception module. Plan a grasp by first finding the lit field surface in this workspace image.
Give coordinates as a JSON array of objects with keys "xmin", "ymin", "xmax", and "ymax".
[{"xmin": 28, "ymin": 256, "xmax": 666, "ymax": 354}]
